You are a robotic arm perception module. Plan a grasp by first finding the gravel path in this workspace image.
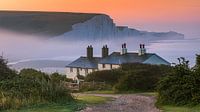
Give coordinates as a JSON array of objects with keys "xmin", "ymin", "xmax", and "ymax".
[{"xmin": 80, "ymin": 94, "xmax": 160, "ymax": 112}]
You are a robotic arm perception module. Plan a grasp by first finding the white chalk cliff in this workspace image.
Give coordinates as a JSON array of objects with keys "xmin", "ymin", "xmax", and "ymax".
[{"xmin": 54, "ymin": 15, "xmax": 184, "ymax": 41}]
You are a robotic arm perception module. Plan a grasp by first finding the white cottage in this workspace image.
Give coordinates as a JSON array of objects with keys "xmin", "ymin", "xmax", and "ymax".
[{"xmin": 66, "ymin": 44, "xmax": 170, "ymax": 79}]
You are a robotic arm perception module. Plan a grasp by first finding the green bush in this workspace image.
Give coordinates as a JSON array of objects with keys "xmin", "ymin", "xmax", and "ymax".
[
  {"xmin": 85, "ymin": 69, "xmax": 124, "ymax": 85},
  {"xmin": 79, "ymin": 82, "xmax": 111, "ymax": 91},
  {"xmin": 114, "ymin": 69, "xmax": 161, "ymax": 92},
  {"xmin": 84, "ymin": 63, "xmax": 171, "ymax": 92},
  {"xmin": 157, "ymin": 57, "xmax": 200, "ymax": 105},
  {"xmin": 50, "ymin": 72, "xmax": 72, "ymax": 82},
  {"xmin": 114, "ymin": 63, "xmax": 172, "ymax": 92},
  {"xmin": 0, "ymin": 56, "xmax": 17, "ymax": 81},
  {"xmin": 0, "ymin": 57, "xmax": 73, "ymax": 110}
]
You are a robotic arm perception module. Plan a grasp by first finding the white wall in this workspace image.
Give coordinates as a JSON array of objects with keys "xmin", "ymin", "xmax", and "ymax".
[
  {"xmin": 98, "ymin": 64, "xmax": 120, "ymax": 70},
  {"xmin": 112, "ymin": 64, "xmax": 121, "ymax": 69},
  {"xmin": 66, "ymin": 67, "xmax": 77, "ymax": 79},
  {"xmin": 66, "ymin": 67, "xmax": 97, "ymax": 79}
]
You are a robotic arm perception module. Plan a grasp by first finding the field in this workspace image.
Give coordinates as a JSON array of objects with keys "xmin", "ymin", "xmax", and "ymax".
[
  {"xmin": 2, "ymin": 94, "xmax": 111, "ymax": 112},
  {"xmin": 2, "ymin": 92, "xmax": 200, "ymax": 112},
  {"xmin": 161, "ymin": 105, "xmax": 200, "ymax": 112}
]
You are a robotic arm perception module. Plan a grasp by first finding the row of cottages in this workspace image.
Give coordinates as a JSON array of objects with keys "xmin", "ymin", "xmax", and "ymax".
[{"xmin": 66, "ymin": 44, "xmax": 170, "ymax": 80}]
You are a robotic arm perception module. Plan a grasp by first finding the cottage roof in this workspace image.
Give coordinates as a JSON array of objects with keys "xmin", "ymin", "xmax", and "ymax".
[
  {"xmin": 66, "ymin": 52, "xmax": 170, "ymax": 68},
  {"xmin": 66, "ymin": 57, "xmax": 101, "ymax": 69},
  {"xmin": 98, "ymin": 52, "xmax": 168, "ymax": 65}
]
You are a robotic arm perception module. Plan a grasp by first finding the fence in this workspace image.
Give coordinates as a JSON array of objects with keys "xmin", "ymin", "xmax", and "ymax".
[{"xmin": 65, "ymin": 81, "xmax": 106, "ymax": 91}]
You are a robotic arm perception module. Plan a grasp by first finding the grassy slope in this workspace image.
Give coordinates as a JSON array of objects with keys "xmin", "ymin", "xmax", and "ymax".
[
  {"xmin": 3, "ymin": 91, "xmax": 199, "ymax": 112},
  {"xmin": 0, "ymin": 11, "xmax": 101, "ymax": 37},
  {"xmin": 161, "ymin": 105, "xmax": 200, "ymax": 112},
  {"xmin": 3, "ymin": 94, "xmax": 111, "ymax": 112}
]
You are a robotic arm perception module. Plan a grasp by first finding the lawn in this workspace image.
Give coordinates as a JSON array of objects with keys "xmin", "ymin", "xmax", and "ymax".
[
  {"xmin": 75, "ymin": 94, "xmax": 112, "ymax": 104},
  {"xmin": 160, "ymin": 105, "xmax": 200, "ymax": 112},
  {"xmin": 2, "ymin": 94, "xmax": 111, "ymax": 112},
  {"xmin": 83, "ymin": 90, "xmax": 115, "ymax": 94}
]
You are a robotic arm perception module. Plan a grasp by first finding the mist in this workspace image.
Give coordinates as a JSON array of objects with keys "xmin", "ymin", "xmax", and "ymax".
[
  {"xmin": 0, "ymin": 29, "xmax": 145, "ymax": 63},
  {"xmin": 0, "ymin": 29, "xmax": 199, "ymax": 67}
]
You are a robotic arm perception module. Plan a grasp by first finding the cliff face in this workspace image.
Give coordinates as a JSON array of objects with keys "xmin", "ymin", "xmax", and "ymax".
[
  {"xmin": 54, "ymin": 15, "xmax": 184, "ymax": 41},
  {"xmin": 0, "ymin": 11, "xmax": 184, "ymax": 40}
]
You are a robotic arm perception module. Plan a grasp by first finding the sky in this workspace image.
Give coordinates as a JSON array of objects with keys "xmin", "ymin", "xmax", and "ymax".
[{"xmin": 0, "ymin": 0, "xmax": 200, "ymax": 38}]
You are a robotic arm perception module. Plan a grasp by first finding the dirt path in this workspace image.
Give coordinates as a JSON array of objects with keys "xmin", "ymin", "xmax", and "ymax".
[{"xmin": 80, "ymin": 94, "xmax": 160, "ymax": 112}]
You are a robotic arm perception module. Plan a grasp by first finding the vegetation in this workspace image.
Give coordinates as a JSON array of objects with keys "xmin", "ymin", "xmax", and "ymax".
[
  {"xmin": 76, "ymin": 94, "xmax": 112, "ymax": 105},
  {"xmin": 0, "ymin": 56, "xmax": 73, "ymax": 110},
  {"xmin": 0, "ymin": 56, "xmax": 17, "ymax": 81},
  {"xmin": 160, "ymin": 105, "xmax": 200, "ymax": 112},
  {"xmin": 3, "ymin": 94, "xmax": 111, "ymax": 112},
  {"xmin": 85, "ymin": 63, "xmax": 172, "ymax": 92},
  {"xmin": 157, "ymin": 56, "xmax": 200, "ymax": 105},
  {"xmin": 85, "ymin": 69, "xmax": 124, "ymax": 85},
  {"xmin": 114, "ymin": 64, "xmax": 171, "ymax": 92}
]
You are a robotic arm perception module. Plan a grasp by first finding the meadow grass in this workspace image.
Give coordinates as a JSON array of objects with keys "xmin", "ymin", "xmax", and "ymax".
[
  {"xmin": 160, "ymin": 105, "xmax": 200, "ymax": 112},
  {"xmin": 2, "ymin": 94, "xmax": 112, "ymax": 112},
  {"xmin": 76, "ymin": 94, "xmax": 112, "ymax": 104},
  {"xmin": 83, "ymin": 90, "xmax": 115, "ymax": 94}
]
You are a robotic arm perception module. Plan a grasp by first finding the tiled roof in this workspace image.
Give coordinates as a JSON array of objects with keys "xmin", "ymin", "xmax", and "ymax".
[
  {"xmin": 98, "ymin": 52, "xmax": 155, "ymax": 64},
  {"xmin": 66, "ymin": 52, "xmax": 170, "ymax": 68},
  {"xmin": 66, "ymin": 57, "xmax": 101, "ymax": 69}
]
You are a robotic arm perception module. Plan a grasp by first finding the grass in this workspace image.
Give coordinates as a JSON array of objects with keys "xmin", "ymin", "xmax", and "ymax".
[
  {"xmin": 160, "ymin": 105, "xmax": 200, "ymax": 112},
  {"xmin": 2, "ymin": 103, "xmax": 81, "ymax": 112},
  {"xmin": 76, "ymin": 94, "xmax": 112, "ymax": 104},
  {"xmin": 2, "ymin": 94, "xmax": 112, "ymax": 112},
  {"xmin": 138, "ymin": 92, "xmax": 158, "ymax": 97},
  {"xmin": 5, "ymin": 91, "xmax": 200, "ymax": 112},
  {"xmin": 83, "ymin": 90, "xmax": 115, "ymax": 94}
]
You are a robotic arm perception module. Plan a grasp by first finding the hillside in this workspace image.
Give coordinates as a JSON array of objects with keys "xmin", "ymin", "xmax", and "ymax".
[
  {"xmin": 0, "ymin": 11, "xmax": 184, "ymax": 40},
  {"xmin": 0, "ymin": 11, "xmax": 100, "ymax": 37}
]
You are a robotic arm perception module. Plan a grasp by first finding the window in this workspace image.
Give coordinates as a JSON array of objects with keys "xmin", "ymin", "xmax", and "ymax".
[
  {"xmin": 102, "ymin": 64, "xmax": 105, "ymax": 68},
  {"xmin": 77, "ymin": 68, "xmax": 80, "ymax": 74},
  {"xmin": 85, "ymin": 69, "xmax": 88, "ymax": 74},
  {"xmin": 70, "ymin": 68, "xmax": 73, "ymax": 72}
]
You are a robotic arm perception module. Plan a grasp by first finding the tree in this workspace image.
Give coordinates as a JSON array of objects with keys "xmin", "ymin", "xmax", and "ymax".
[
  {"xmin": 0, "ymin": 56, "xmax": 16, "ymax": 81},
  {"xmin": 50, "ymin": 72, "xmax": 70, "ymax": 82},
  {"xmin": 157, "ymin": 57, "xmax": 200, "ymax": 105},
  {"xmin": 20, "ymin": 68, "xmax": 49, "ymax": 81},
  {"xmin": 85, "ymin": 69, "xmax": 124, "ymax": 85},
  {"xmin": 114, "ymin": 63, "xmax": 172, "ymax": 92}
]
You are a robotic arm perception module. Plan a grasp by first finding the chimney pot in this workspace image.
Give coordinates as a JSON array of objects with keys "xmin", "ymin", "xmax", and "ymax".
[
  {"xmin": 102, "ymin": 45, "xmax": 109, "ymax": 58},
  {"xmin": 87, "ymin": 45, "xmax": 93, "ymax": 59}
]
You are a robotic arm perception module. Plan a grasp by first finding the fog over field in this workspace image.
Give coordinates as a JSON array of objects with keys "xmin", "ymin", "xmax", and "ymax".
[
  {"xmin": 0, "ymin": 28, "xmax": 199, "ymax": 71},
  {"xmin": 0, "ymin": 29, "xmax": 148, "ymax": 62}
]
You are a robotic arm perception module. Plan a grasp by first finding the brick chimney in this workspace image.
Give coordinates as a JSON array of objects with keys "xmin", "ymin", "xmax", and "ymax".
[
  {"xmin": 87, "ymin": 45, "xmax": 93, "ymax": 59},
  {"xmin": 138, "ymin": 44, "xmax": 146, "ymax": 56},
  {"xmin": 121, "ymin": 43, "xmax": 128, "ymax": 55},
  {"xmin": 102, "ymin": 45, "xmax": 109, "ymax": 58}
]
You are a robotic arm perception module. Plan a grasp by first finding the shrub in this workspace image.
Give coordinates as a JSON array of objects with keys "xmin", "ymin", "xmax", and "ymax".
[
  {"xmin": 157, "ymin": 57, "xmax": 200, "ymax": 105},
  {"xmin": 114, "ymin": 63, "xmax": 172, "ymax": 92},
  {"xmin": 79, "ymin": 81, "xmax": 111, "ymax": 91},
  {"xmin": 0, "ymin": 56, "xmax": 17, "ymax": 81},
  {"xmin": 85, "ymin": 69, "xmax": 124, "ymax": 85},
  {"xmin": 114, "ymin": 69, "xmax": 161, "ymax": 92},
  {"xmin": 0, "ymin": 65, "xmax": 73, "ymax": 110},
  {"xmin": 50, "ymin": 72, "xmax": 72, "ymax": 82}
]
